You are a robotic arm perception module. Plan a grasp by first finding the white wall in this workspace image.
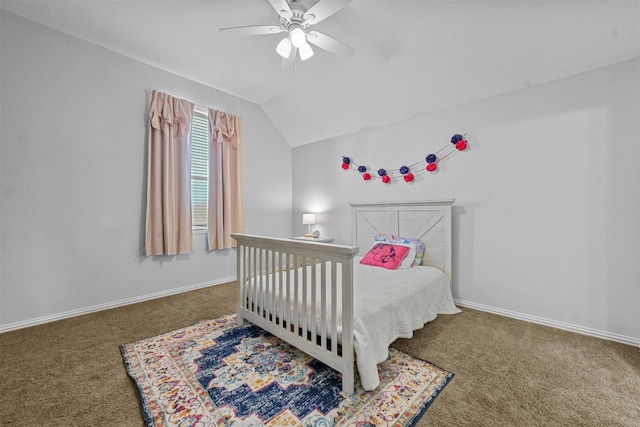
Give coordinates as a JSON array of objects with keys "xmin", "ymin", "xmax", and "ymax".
[
  {"xmin": 292, "ymin": 58, "xmax": 640, "ymax": 345},
  {"xmin": 2, "ymin": 11, "xmax": 637, "ymax": 345},
  {"xmin": 0, "ymin": 12, "xmax": 292, "ymax": 330}
]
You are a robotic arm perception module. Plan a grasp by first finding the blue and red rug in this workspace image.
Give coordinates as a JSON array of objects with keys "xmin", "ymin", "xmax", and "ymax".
[{"xmin": 121, "ymin": 314, "xmax": 453, "ymax": 426}]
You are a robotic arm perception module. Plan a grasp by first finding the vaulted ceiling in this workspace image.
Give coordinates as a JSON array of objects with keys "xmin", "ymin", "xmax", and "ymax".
[{"xmin": 2, "ymin": 0, "xmax": 639, "ymax": 147}]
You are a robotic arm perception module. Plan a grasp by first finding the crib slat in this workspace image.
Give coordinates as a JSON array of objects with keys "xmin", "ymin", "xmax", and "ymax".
[
  {"xmin": 294, "ymin": 257, "xmax": 300, "ymax": 336},
  {"xmin": 331, "ymin": 260, "xmax": 337, "ymax": 355},
  {"xmin": 284, "ymin": 252, "xmax": 291, "ymax": 331},
  {"xmin": 320, "ymin": 261, "xmax": 327, "ymax": 350},
  {"xmin": 257, "ymin": 247, "xmax": 263, "ymax": 317},
  {"xmin": 269, "ymin": 250, "xmax": 274, "ymax": 323},
  {"xmin": 302, "ymin": 256, "xmax": 308, "ymax": 337},
  {"xmin": 277, "ymin": 251, "xmax": 284, "ymax": 328},
  {"xmin": 249, "ymin": 246, "xmax": 255, "ymax": 314},
  {"xmin": 310, "ymin": 260, "xmax": 317, "ymax": 344}
]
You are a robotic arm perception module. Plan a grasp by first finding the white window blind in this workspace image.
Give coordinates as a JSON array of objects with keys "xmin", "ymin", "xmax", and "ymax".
[{"xmin": 191, "ymin": 107, "xmax": 208, "ymax": 229}]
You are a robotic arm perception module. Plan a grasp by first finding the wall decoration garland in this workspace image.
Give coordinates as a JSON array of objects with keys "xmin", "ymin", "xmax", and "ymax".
[{"xmin": 341, "ymin": 133, "xmax": 468, "ymax": 184}]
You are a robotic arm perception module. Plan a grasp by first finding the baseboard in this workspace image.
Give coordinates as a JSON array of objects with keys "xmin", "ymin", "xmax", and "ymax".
[
  {"xmin": 0, "ymin": 277, "xmax": 236, "ymax": 334},
  {"xmin": 454, "ymin": 299, "xmax": 640, "ymax": 348},
  {"xmin": 4, "ymin": 288, "xmax": 637, "ymax": 347}
]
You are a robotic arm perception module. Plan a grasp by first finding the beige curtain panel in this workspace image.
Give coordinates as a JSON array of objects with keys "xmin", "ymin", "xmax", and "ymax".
[
  {"xmin": 145, "ymin": 91, "xmax": 194, "ymax": 256},
  {"xmin": 208, "ymin": 109, "xmax": 245, "ymax": 250}
]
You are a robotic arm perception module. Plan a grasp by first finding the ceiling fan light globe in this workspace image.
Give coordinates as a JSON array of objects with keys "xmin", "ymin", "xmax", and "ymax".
[
  {"xmin": 299, "ymin": 42, "xmax": 314, "ymax": 61},
  {"xmin": 290, "ymin": 27, "xmax": 307, "ymax": 48},
  {"xmin": 276, "ymin": 37, "xmax": 292, "ymax": 58}
]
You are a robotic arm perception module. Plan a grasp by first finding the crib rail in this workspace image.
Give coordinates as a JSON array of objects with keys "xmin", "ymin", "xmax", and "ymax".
[{"xmin": 231, "ymin": 233, "xmax": 359, "ymax": 394}]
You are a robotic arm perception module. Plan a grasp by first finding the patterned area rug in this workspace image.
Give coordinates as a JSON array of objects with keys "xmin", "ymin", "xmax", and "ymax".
[{"xmin": 121, "ymin": 314, "xmax": 453, "ymax": 427}]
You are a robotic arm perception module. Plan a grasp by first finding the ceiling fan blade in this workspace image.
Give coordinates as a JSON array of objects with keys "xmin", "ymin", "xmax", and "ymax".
[
  {"xmin": 307, "ymin": 30, "xmax": 354, "ymax": 57},
  {"xmin": 267, "ymin": 0, "xmax": 292, "ymax": 17},
  {"xmin": 219, "ymin": 25, "xmax": 284, "ymax": 36},
  {"xmin": 303, "ymin": 0, "xmax": 353, "ymax": 24}
]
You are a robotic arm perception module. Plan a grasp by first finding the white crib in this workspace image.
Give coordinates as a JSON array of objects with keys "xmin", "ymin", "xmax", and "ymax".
[{"xmin": 231, "ymin": 199, "xmax": 455, "ymax": 395}]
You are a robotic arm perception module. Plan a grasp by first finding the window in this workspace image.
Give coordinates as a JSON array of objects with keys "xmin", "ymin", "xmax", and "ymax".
[{"xmin": 191, "ymin": 106, "xmax": 209, "ymax": 230}]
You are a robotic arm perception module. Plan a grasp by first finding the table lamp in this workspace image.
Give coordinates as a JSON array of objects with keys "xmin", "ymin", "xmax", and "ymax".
[{"xmin": 302, "ymin": 213, "xmax": 316, "ymax": 237}]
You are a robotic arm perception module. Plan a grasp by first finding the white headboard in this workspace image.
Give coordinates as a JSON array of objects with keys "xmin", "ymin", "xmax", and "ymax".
[{"xmin": 350, "ymin": 200, "xmax": 454, "ymax": 279}]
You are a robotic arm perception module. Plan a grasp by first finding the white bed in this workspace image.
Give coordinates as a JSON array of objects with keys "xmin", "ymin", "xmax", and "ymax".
[{"xmin": 231, "ymin": 200, "xmax": 460, "ymax": 394}]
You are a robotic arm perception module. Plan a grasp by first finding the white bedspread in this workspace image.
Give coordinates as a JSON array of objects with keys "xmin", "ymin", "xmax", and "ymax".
[{"xmin": 352, "ymin": 260, "xmax": 460, "ymax": 390}]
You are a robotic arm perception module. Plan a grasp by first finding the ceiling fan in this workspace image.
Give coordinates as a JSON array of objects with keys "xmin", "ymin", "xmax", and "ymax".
[{"xmin": 220, "ymin": 0, "xmax": 354, "ymax": 66}]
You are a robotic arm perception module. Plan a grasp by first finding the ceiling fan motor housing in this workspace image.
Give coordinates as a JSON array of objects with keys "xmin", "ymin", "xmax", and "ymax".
[{"xmin": 280, "ymin": 8, "xmax": 312, "ymax": 29}]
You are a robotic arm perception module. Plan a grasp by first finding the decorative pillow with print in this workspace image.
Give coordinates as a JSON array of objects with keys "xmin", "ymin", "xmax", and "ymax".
[
  {"xmin": 360, "ymin": 243, "xmax": 411, "ymax": 270},
  {"xmin": 375, "ymin": 234, "xmax": 425, "ymax": 266},
  {"xmin": 368, "ymin": 241, "xmax": 416, "ymax": 269}
]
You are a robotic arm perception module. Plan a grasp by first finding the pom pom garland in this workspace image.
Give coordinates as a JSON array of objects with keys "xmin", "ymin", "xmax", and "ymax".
[
  {"xmin": 451, "ymin": 134, "xmax": 464, "ymax": 144},
  {"xmin": 340, "ymin": 133, "xmax": 468, "ymax": 184}
]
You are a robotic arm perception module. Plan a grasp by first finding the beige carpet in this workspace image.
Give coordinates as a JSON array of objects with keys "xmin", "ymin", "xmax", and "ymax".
[{"xmin": 1, "ymin": 281, "xmax": 638, "ymax": 426}]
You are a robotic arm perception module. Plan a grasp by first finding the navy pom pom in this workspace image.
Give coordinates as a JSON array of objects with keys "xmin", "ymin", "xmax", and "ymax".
[
  {"xmin": 426, "ymin": 154, "xmax": 437, "ymax": 163},
  {"xmin": 378, "ymin": 168, "xmax": 387, "ymax": 177},
  {"xmin": 451, "ymin": 134, "xmax": 463, "ymax": 144},
  {"xmin": 358, "ymin": 165, "xmax": 367, "ymax": 173}
]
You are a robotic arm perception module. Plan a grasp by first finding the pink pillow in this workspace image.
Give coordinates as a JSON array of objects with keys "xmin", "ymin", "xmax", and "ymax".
[{"xmin": 360, "ymin": 243, "xmax": 411, "ymax": 270}]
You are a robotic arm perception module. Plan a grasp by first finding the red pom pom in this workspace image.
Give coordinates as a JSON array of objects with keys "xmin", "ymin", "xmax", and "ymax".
[
  {"xmin": 362, "ymin": 172, "xmax": 371, "ymax": 181},
  {"xmin": 341, "ymin": 162, "xmax": 349, "ymax": 170},
  {"xmin": 455, "ymin": 140, "xmax": 468, "ymax": 151},
  {"xmin": 382, "ymin": 175, "xmax": 391, "ymax": 184},
  {"xmin": 404, "ymin": 173, "xmax": 414, "ymax": 182},
  {"xmin": 426, "ymin": 163, "xmax": 437, "ymax": 172}
]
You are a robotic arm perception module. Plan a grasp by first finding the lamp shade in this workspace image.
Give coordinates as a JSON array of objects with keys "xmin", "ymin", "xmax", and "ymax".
[
  {"xmin": 276, "ymin": 37, "xmax": 292, "ymax": 58},
  {"xmin": 302, "ymin": 213, "xmax": 316, "ymax": 225},
  {"xmin": 290, "ymin": 26, "xmax": 306, "ymax": 48},
  {"xmin": 298, "ymin": 41, "xmax": 314, "ymax": 61}
]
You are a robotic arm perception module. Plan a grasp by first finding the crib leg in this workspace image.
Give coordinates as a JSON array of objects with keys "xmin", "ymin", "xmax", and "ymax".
[
  {"xmin": 342, "ymin": 380, "xmax": 354, "ymax": 395},
  {"xmin": 342, "ymin": 368, "xmax": 355, "ymax": 395}
]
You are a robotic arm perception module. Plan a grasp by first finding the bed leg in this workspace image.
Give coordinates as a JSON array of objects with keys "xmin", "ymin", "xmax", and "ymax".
[{"xmin": 237, "ymin": 313, "xmax": 244, "ymax": 326}]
